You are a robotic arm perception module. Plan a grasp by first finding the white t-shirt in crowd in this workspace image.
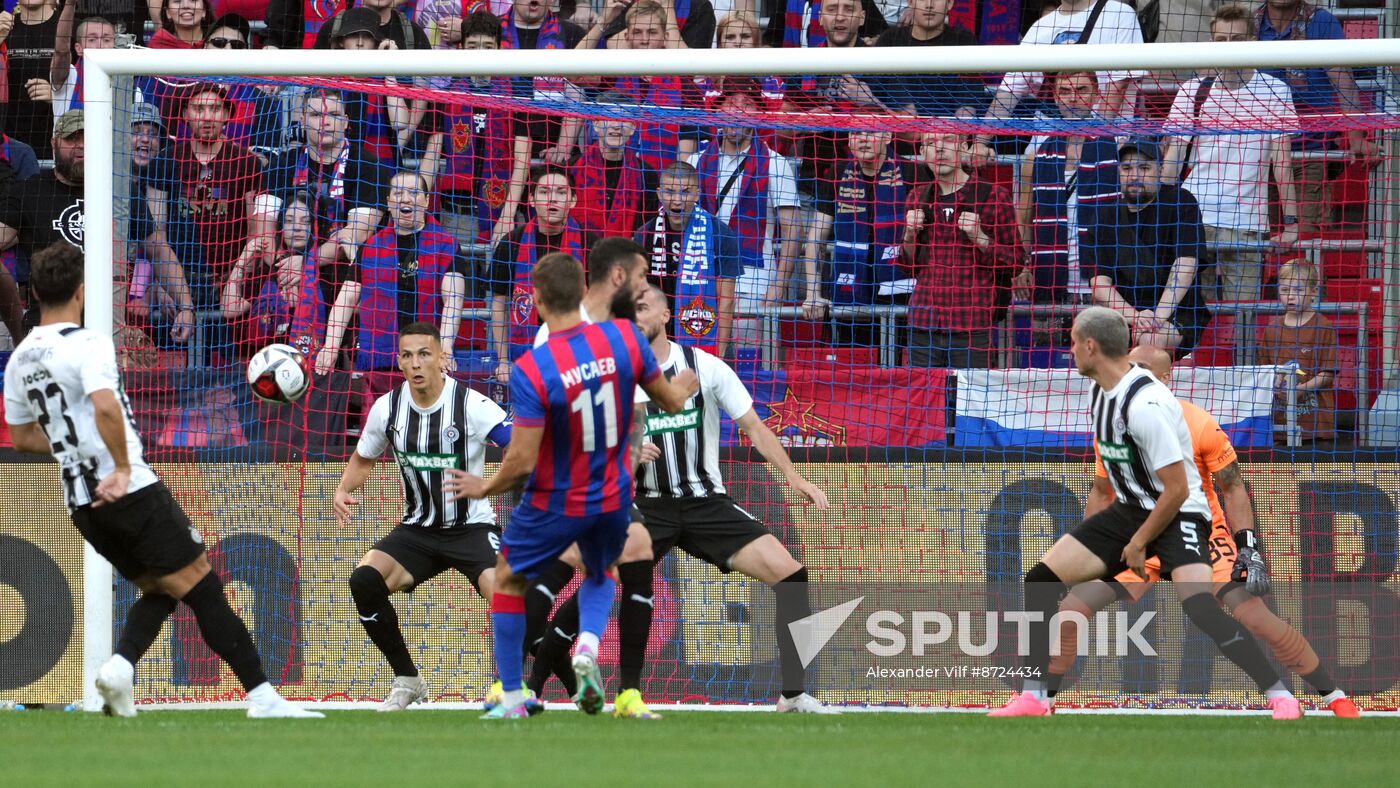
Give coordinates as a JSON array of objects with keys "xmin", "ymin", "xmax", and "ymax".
[
  {"xmin": 1000, "ymin": 2, "xmax": 1147, "ymax": 102},
  {"xmin": 1166, "ymin": 71, "xmax": 1298, "ymax": 232}
]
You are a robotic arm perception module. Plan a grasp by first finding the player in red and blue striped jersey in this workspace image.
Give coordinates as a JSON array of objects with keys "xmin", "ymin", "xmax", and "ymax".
[{"xmin": 446, "ymin": 252, "xmax": 698, "ymax": 719}]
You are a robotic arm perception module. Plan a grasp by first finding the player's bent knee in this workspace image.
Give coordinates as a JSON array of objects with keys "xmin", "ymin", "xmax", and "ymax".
[
  {"xmin": 349, "ymin": 565, "xmax": 391, "ymax": 611},
  {"xmin": 476, "ymin": 568, "xmax": 496, "ymax": 600},
  {"xmin": 156, "ymin": 554, "xmax": 214, "ymax": 599},
  {"xmin": 1179, "ymin": 593, "xmax": 1240, "ymax": 643},
  {"xmin": 1025, "ymin": 562, "xmax": 1062, "ymax": 586},
  {"xmin": 734, "ymin": 536, "xmax": 801, "ymax": 585},
  {"xmin": 620, "ymin": 524, "xmax": 653, "ymax": 563}
]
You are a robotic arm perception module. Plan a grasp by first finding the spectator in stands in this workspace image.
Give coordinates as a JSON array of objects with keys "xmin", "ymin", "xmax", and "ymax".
[
  {"xmin": 5, "ymin": 0, "xmax": 59, "ymax": 160},
  {"xmin": 128, "ymin": 102, "xmax": 197, "ymax": 346},
  {"xmin": 0, "ymin": 156, "xmax": 24, "ymax": 341},
  {"xmin": 972, "ymin": 0, "xmax": 1146, "ymax": 162},
  {"xmin": 636, "ymin": 161, "xmax": 742, "ymax": 355},
  {"xmin": 1257, "ymin": 258, "xmax": 1337, "ymax": 442},
  {"xmin": 435, "ymin": 10, "xmax": 531, "ymax": 252},
  {"xmin": 698, "ymin": 13, "xmax": 786, "ymax": 114},
  {"xmin": 587, "ymin": 0, "xmax": 715, "ymax": 49},
  {"xmin": 256, "ymin": 88, "xmax": 388, "ymax": 286},
  {"xmin": 0, "ymin": 134, "xmax": 39, "ymax": 182},
  {"xmin": 146, "ymin": 84, "xmax": 264, "ymax": 330},
  {"xmin": 805, "ymin": 128, "xmax": 915, "ymax": 349},
  {"xmin": 1, "ymin": 110, "xmax": 84, "ymax": 337},
  {"xmin": 313, "ymin": 0, "xmax": 431, "ymax": 49},
  {"xmin": 571, "ymin": 91, "xmax": 658, "ymax": 238},
  {"xmin": 262, "ymin": 0, "xmax": 348, "ymax": 49},
  {"xmin": 47, "ymin": 7, "xmax": 116, "ymax": 117},
  {"xmin": 872, "ymin": 0, "xmax": 983, "ymax": 117},
  {"xmin": 221, "ymin": 199, "xmax": 307, "ymax": 358},
  {"xmin": 319, "ymin": 171, "xmax": 465, "ymax": 375},
  {"xmin": 763, "ymin": 0, "xmax": 886, "ymax": 47},
  {"xmin": 1256, "ymin": 0, "xmax": 1377, "ymax": 235},
  {"xmin": 1014, "ymin": 71, "xmax": 1120, "ymax": 306},
  {"xmin": 1082, "ymin": 137, "xmax": 1211, "ymax": 356},
  {"xmin": 316, "ymin": 8, "xmax": 425, "ymax": 168},
  {"xmin": 502, "ymin": 0, "xmax": 588, "ymax": 164},
  {"xmin": 583, "ymin": 1, "xmax": 703, "ymax": 171},
  {"xmin": 689, "ymin": 80, "xmax": 800, "ymax": 320},
  {"xmin": 411, "ymin": 0, "xmax": 466, "ymax": 49},
  {"xmin": 149, "ymin": 0, "xmax": 212, "ymax": 48},
  {"xmin": 898, "ymin": 132, "xmax": 1020, "ymax": 368},
  {"xmin": 1163, "ymin": 4, "xmax": 1298, "ymax": 303},
  {"xmin": 489, "ymin": 165, "xmax": 595, "ymax": 381}
]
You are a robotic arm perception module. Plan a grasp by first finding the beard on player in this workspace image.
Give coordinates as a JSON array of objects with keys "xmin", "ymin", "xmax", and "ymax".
[{"xmin": 609, "ymin": 281, "xmax": 638, "ymax": 321}]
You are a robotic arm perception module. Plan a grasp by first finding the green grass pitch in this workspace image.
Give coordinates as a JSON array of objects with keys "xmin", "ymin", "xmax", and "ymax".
[{"xmin": 4, "ymin": 709, "xmax": 1399, "ymax": 786}]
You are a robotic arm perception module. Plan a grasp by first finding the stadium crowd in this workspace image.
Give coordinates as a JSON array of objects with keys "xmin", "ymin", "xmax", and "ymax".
[{"xmin": 0, "ymin": 0, "xmax": 1382, "ymax": 446}]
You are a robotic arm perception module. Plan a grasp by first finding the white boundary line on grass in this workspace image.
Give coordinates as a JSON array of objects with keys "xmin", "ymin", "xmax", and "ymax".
[{"xmin": 135, "ymin": 702, "xmax": 1398, "ymax": 716}]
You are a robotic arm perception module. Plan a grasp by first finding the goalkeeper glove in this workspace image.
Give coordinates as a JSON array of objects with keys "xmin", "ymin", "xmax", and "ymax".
[{"xmin": 1230, "ymin": 529, "xmax": 1271, "ymax": 597}]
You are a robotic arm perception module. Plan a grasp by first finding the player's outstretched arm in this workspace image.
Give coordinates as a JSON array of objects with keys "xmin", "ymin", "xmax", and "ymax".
[
  {"xmin": 641, "ymin": 368, "xmax": 699, "ymax": 414},
  {"xmin": 734, "ymin": 409, "xmax": 829, "ymax": 509},
  {"xmin": 89, "ymin": 389, "xmax": 132, "ymax": 508},
  {"xmin": 334, "ymin": 453, "xmax": 377, "ymax": 527},
  {"xmin": 443, "ymin": 425, "xmax": 542, "ymax": 501}
]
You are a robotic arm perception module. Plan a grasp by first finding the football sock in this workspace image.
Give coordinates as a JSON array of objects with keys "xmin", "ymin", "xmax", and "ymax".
[
  {"xmin": 490, "ymin": 592, "xmax": 527, "ymax": 697},
  {"xmin": 115, "ymin": 592, "xmax": 178, "ymax": 666},
  {"xmin": 1023, "ymin": 563, "xmax": 1068, "ymax": 689},
  {"xmin": 181, "ymin": 571, "xmax": 269, "ymax": 692},
  {"xmin": 525, "ymin": 560, "xmax": 575, "ymax": 657},
  {"xmin": 616, "ymin": 560, "xmax": 655, "ymax": 691},
  {"xmin": 528, "ymin": 595, "xmax": 579, "ymax": 697},
  {"xmin": 1047, "ymin": 592, "xmax": 1095, "ymax": 677},
  {"xmin": 348, "ymin": 565, "xmax": 418, "ymax": 677},
  {"xmin": 774, "ymin": 567, "xmax": 812, "ymax": 700},
  {"xmin": 577, "ymin": 631, "xmax": 601, "ymax": 656},
  {"xmin": 575, "ymin": 574, "xmax": 616, "ymax": 653},
  {"xmin": 1231, "ymin": 596, "xmax": 1327, "ymax": 687},
  {"xmin": 1180, "ymin": 593, "xmax": 1280, "ymax": 692},
  {"xmin": 1321, "ymin": 689, "xmax": 1347, "ymax": 704}
]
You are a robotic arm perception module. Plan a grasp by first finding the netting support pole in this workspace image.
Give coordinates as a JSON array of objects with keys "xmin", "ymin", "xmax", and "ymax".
[{"xmin": 81, "ymin": 60, "xmax": 116, "ymax": 713}]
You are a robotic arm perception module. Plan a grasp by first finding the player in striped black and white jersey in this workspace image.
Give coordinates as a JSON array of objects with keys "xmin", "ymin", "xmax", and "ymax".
[
  {"xmin": 333, "ymin": 322, "xmax": 513, "ymax": 711},
  {"xmin": 992, "ymin": 306, "xmax": 1289, "ymax": 717},
  {"xmin": 532, "ymin": 284, "xmax": 837, "ymax": 714},
  {"xmin": 4, "ymin": 243, "xmax": 320, "ymax": 719}
]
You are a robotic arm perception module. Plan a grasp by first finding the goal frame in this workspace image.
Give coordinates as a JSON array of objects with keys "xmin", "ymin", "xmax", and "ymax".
[{"xmin": 79, "ymin": 38, "xmax": 1400, "ymax": 711}]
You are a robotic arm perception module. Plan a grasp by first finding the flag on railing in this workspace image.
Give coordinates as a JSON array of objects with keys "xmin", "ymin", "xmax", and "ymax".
[
  {"xmin": 733, "ymin": 365, "xmax": 949, "ymax": 448},
  {"xmin": 953, "ymin": 367, "xmax": 1278, "ymax": 449}
]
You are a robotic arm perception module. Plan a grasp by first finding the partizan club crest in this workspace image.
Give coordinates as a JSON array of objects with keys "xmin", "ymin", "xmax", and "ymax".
[{"xmin": 679, "ymin": 296, "xmax": 716, "ymax": 338}]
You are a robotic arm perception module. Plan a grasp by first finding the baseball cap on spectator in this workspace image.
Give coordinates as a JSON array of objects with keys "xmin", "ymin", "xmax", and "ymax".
[
  {"xmin": 205, "ymin": 13, "xmax": 252, "ymax": 48},
  {"xmin": 1118, "ymin": 136, "xmax": 1162, "ymax": 162},
  {"xmin": 54, "ymin": 110, "xmax": 85, "ymax": 139},
  {"xmin": 332, "ymin": 8, "xmax": 385, "ymax": 43},
  {"xmin": 131, "ymin": 102, "xmax": 165, "ymax": 132}
]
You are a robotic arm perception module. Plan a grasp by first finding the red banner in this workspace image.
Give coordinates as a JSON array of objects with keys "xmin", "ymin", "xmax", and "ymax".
[{"xmin": 760, "ymin": 365, "xmax": 948, "ymax": 447}]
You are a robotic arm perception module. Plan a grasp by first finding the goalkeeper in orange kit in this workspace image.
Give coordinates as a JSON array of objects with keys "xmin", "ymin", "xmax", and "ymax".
[{"xmin": 1046, "ymin": 345, "xmax": 1360, "ymax": 718}]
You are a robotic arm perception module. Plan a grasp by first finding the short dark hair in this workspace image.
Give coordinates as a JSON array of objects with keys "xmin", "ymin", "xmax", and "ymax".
[
  {"xmin": 390, "ymin": 169, "xmax": 429, "ymax": 191},
  {"xmin": 658, "ymin": 160, "xmax": 698, "ymax": 184},
  {"xmin": 588, "ymin": 237, "xmax": 645, "ymax": 285},
  {"xmin": 461, "ymin": 10, "xmax": 502, "ymax": 42},
  {"xmin": 399, "ymin": 321, "xmax": 440, "ymax": 344},
  {"xmin": 29, "ymin": 243, "xmax": 85, "ymax": 309},
  {"xmin": 532, "ymin": 253, "xmax": 585, "ymax": 316},
  {"xmin": 531, "ymin": 164, "xmax": 574, "ymax": 190},
  {"xmin": 302, "ymin": 88, "xmax": 345, "ymax": 111}
]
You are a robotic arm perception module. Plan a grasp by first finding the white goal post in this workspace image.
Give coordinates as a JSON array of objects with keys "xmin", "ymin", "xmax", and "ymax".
[{"xmin": 78, "ymin": 38, "xmax": 1400, "ymax": 711}]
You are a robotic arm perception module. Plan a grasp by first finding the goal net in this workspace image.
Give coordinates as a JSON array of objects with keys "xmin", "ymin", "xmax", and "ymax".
[{"xmin": 3, "ymin": 33, "xmax": 1400, "ymax": 712}]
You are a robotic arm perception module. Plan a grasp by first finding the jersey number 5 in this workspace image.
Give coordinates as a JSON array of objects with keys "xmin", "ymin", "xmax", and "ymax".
[{"xmin": 570, "ymin": 381, "xmax": 618, "ymax": 453}]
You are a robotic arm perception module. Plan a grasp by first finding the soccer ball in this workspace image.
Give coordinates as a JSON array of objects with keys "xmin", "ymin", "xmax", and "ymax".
[{"xmin": 247, "ymin": 343, "xmax": 309, "ymax": 405}]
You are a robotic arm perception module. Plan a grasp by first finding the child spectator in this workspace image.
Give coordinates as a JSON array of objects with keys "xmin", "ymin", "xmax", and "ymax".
[{"xmin": 1257, "ymin": 258, "xmax": 1337, "ymax": 442}]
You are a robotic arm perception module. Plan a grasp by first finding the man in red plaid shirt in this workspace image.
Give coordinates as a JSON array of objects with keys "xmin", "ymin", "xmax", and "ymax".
[{"xmin": 898, "ymin": 132, "xmax": 1022, "ymax": 368}]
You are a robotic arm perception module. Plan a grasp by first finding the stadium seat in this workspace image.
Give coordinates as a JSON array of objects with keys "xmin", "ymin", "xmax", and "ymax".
[
  {"xmin": 1321, "ymin": 229, "xmax": 1370, "ymax": 280},
  {"xmin": 1187, "ymin": 315, "xmax": 1234, "ymax": 367}
]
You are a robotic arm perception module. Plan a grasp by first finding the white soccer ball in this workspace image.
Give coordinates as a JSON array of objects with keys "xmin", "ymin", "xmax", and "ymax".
[{"xmin": 247, "ymin": 343, "xmax": 309, "ymax": 405}]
